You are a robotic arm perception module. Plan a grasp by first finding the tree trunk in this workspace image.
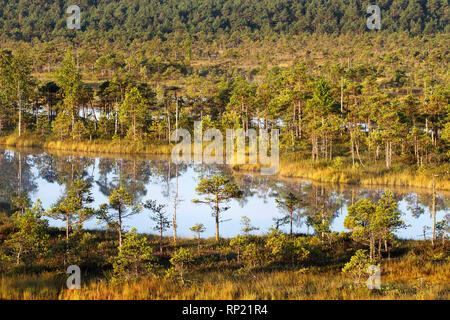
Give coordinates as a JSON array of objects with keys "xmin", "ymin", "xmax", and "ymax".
[
  {"xmin": 133, "ymin": 109, "xmax": 136, "ymax": 141},
  {"xmin": 290, "ymin": 211, "xmax": 293, "ymax": 236},
  {"xmin": 160, "ymin": 225, "xmax": 163, "ymax": 253},
  {"xmin": 215, "ymin": 199, "xmax": 220, "ymax": 242},
  {"xmin": 66, "ymin": 214, "xmax": 70, "ymax": 241},
  {"xmin": 17, "ymin": 83, "xmax": 22, "ymax": 137},
  {"xmin": 351, "ymin": 130, "xmax": 355, "ymax": 166},
  {"xmin": 173, "ymin": 164, "xmax": 178, "ymax": 244},
  {"xmin": 16, "ymin": 244, "xmax": 22, "ymax": 265},
  {"xmin": 432, "ymin": 175, "xmax": 436, "ymax": 246},
  {"xmin": 114, "ymin": 101, "xmax": 118, "ymax": 135},
  {"xmin": 119, "ymin": 209, "xmax": 123, "ymax": 248}
]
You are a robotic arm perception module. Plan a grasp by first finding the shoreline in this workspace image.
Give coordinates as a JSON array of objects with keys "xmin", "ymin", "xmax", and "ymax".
[{"xmin": 1, "ymin": 135, "xmax": 449, "ymax": 191}]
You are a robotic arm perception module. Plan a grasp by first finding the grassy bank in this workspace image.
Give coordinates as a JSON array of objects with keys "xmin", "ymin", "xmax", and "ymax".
[
  {"xmin": 0, "ymin": 134, "xmax": 44, "ymax": 148},
  {"xmin": 233, "ymin": 159, "xmax": 450, "ymax": 191},
  {"xmin": 0, "ymin": 134, "xmax": 173, "ymax": 155},
  {"xmin": 1, "ymin": 134, "xmax": 449, "ymax": 190}
]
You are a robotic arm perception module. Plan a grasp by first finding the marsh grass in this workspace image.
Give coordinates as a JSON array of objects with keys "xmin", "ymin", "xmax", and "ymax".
[
  {"xmin": 1, "ymin": 134, "xmax": 449, "ymax": 190},
  {"xmin": 0, "ymin": 272, "xmax": 65, "ymax": 299},
  {"xmin": 1, "ymin": 238, "xmax": 447, "ymax": 300},
  {"xmin": 233, "ymin": 158, "xmax": 450, "ymax": 191},
  {"xmin": 0, "ymin": 134, "xmax": 174, "ymax": 155},
  {"xmin": 43, "ymin": 140, "xmax": 173, "ymax": 155},
  {"xmin": 58, "ymin": 261, "xmax": 449, "ymax": 300},
  {"xmin": 0, "ymin": 134, "xmax": 44, "ymax": 148}
]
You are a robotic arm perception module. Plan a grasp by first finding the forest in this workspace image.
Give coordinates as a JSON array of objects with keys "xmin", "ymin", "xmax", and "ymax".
[
  {"xmin": 0, "ymin": 0, "xmax": 448, "ymax": 301},
  {"xmin": 0, "ymin": 0, "xmax": 449, "ymax": 41},
  {"xmin": 0, "ymin": 31, "xmax": 449, "ymax": 188}
]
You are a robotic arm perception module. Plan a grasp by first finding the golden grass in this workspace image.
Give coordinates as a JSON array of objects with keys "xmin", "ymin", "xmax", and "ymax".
[
  {"xmin": 233, "ymin": 158, "xmax": 450, "ymax": 191},
  {"xmin": 43, "ymin": 140, "xmax": 173, "ymax": 155},
  {"xmin": 0, "ymin": 134, "xmax": 173, "ymax": 155},
  {"xmin": 0, "ymin": 272, "xmax": 65, "ymax": 300},
  {"xmin": 1, "ymin": 238, "xmax": 448, "ymax": 300},
  {"xmin": 58, "ymin": 259, "xmax": 449, "ymax": 300},
  {"xmin": 0, "ymin": 134, "xmax": 44, "ymax": 148}
]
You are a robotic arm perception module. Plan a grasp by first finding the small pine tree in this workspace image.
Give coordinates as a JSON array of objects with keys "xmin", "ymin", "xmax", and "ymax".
[
  {"xmin": 275, "ymin": 192, "xmax": 299, "ymax": 236},
  {"xmin": 72, "ymin": 120, "xmax": 87, "ymax": 141},
  {"xmin": 189, "ymin": 223, "xmax": 206, "ymax": 255},
  {"xmin": 193, "ymin": 175, "xmax": 242, "ymax": 242},
  {"xmin": 52, "ymin": 108, "xmax": 71, "ymax": 140},
  {"xmin": 169, "ymin": 247, "xmax": 194, "ymax": 284},
  {"xmin": 10, "ymin": 191, "xmax": 31, "ymax": 215},
  {"xmin": 230, "ymin": 234, "xmax": 247, "ymax": 262},
  {"xmin": 265, "ymin": 228, "xmax": 309, "ymax": 265},
  {"xmin": 46, "ymin": 178, "xmax": 95, "ymax": 240},
  {"xmin": 6, "ymin": 200, "xmax": 49, "ymax": 266},
  {"xmin": 241, "ymin": 216, "xmax": 259, "ymax": 237},
  {"xmin": 112, "ymin": 228, "xmax": 155, "ymax": 284},
  {"xmin": 242, "ymin": 242, "xmax": 261, "ymax": 269},
  {"xmin": 35, "ymin": 114, "xmax": 50, "ymax": 136},
  {"xmin": 98, "ymin": 186, "xmax": 141, "ymax": 248},
  {"xmin": 342, "ymin": 249, "xmax": 372, "ymax": 285},
  {"xmin": 144, "ymin": 200, "xmax": 171, "ymax": 253}
]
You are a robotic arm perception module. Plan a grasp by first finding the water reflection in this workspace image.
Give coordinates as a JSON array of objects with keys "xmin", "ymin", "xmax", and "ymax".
[{"xmin": 0, "ymin": 148, "xmax": 448, "ymax": 240}]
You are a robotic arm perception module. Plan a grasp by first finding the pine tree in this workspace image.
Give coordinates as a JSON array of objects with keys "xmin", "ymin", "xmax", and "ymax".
[
  {"xmin": 193, "ymin": 175, "xmax": 242, "ymax": 242},
  {"xmin": 98, "ymin": 186, "xmax": 142, "ymax": 248}
]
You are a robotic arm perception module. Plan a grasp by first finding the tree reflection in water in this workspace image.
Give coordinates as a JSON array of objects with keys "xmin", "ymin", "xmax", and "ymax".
[{"xmin": 0, "ymin": 148, "xmax": 448, "ymax": 240}]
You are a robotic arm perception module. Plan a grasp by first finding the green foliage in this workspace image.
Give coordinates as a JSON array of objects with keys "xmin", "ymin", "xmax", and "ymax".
[
  {"xmin": 119, "ymin": 86, "xmax": 148, "ymax": 142},
  {"xmin": 190, "ymin": 223, "xmax": 206, "ymax": 236},
  {"xmin": 54, "ymin": 52, "xmax": 84, "ymax": 139},
  {"xmin": 112, "ymin": 228, "xmax": 155, "ymax": 284},
  {"xmin": 46, "ymin": 178, "xmax": 95, "ymax": 240},
  {"xmin": 275, "ymin": 192, "xmax": 299, "ymax": 235},
  {"xmin": 35, "ymin": 115, "xmax": 50, "ymax": 137},
  {"xmin": 241, "ymin": 242, "xmax": 259, "ymax": 268},
  {"xmin": 72, "ymin": 121, "xmax": 88, "ymax": 142},
  {"xmin": 229, "ymin": 235, "xmax": 247, "ymax": 262},
  {"xmin": 10, "ymin": 191, "xmax": 31, "ymax": 215},
  {"xmin": 265, "ymin": 228, "xmax": 310, "ymax": 265},
  {"xmin": 190, "ymin": 223, "xmax": 206, "ymax": 254},
  {"xmin": 51, "ymin": 109, "xmax": 72, "ymax": 140},
  {"xmin": 240, "ymin": 216, "xmax": 259, "ymax": 237},
  {"xmin": 0, "ymin": 49, "xmax": 34, "ymax": 136},
  {"xmin": 5, "ymin": 200, "xmax": 49, "ymax": 266},
  {"xmin": 98, "ymin": 186, "xmax": 142, "ymax": 247},
  {"xmin": 435, "ymin": 214, "xmax": 449, "ymax": 243},
  {"xmin": 342, "ymin": 249, "xmax": 372, "ymax": 285},
  {"xmin": 0, "ymin": 0, "xmax": 447, "ymax": 42},
  {"xmin": 193, "ymin": 175, "xmax": 242, "ymax": 241},
  {"xmin": 345, "ymin": 190, "xmax": 406, "ymax": 261},
  {"xmin": 169, "ymin": 247, "xmax": 194, "ymax": 284},
  {"xmin": 65, "ymin": 230, "xmax": 105, "ymax": 267},
  {"xmin": 194, "ymin": 176, "xmax": 243, "ymax": 202}
]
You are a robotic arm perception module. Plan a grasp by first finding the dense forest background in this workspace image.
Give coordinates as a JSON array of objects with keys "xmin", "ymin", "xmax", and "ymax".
[{"xmin": 0, "ymin": 0, "xmax": 448, "ymax": 42}]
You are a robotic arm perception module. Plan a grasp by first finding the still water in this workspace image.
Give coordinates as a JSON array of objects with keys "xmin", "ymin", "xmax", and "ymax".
[{"xmin": 0, "ymin": 148, "xmax": 448, "ymax": 240}]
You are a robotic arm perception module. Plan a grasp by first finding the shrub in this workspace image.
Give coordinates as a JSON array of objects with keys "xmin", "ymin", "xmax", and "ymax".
[
  {"xmin": 111, "ymin": 229, "xmax": 155, "ymax": 284},
  {"xmin": 342, "ymin": 249, "xmax": 372, "ymax": 285},
  {"xmin": 169, "ymin": 247, "xmax": 194, "ymax": 284}
]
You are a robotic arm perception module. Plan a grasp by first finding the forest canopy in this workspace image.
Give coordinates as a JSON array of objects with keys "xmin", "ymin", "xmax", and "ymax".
[{"xmin": 0, "ymin": 0, "xmax": 448, "ymax": 42}]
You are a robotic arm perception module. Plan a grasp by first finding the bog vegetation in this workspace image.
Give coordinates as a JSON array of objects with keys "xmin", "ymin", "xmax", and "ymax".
[{"xmin": 0, "ymin": 0, "xmax": 448, "ymax": 300}]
